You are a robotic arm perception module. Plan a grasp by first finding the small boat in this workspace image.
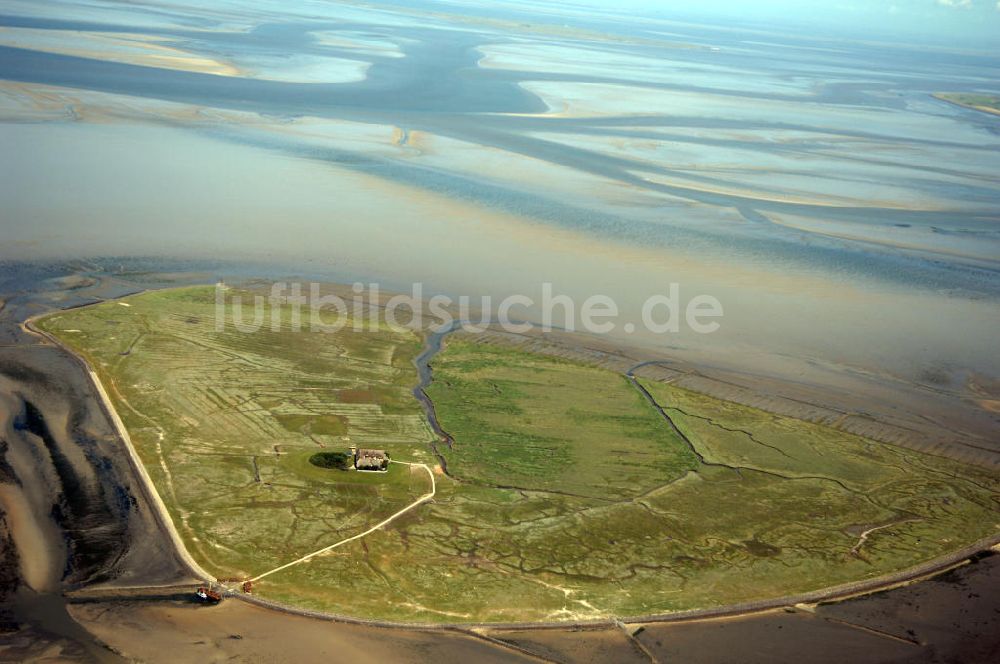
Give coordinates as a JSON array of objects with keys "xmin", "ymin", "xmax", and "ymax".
[{"xmin": 195, "ymin": 586, "xmax": 223, "ymax": 603}]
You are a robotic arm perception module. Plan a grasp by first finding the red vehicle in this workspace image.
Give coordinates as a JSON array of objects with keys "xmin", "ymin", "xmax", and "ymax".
[{"xmin": 195, "ymin": 586, "xmax": 222, "ymax": 603}]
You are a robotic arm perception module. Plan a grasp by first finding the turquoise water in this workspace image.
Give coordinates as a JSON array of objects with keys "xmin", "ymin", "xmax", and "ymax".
[{"xmin": 1, "ymin": 0, "xmax": 998, "ymax": 408}]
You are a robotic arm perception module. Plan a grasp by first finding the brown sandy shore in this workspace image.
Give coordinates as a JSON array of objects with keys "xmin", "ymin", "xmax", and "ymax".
[
  {"xmin": 3, "ymin": 278, "xmax": 1000, "ymax": 662},
  {"xmin": 22, "ymin": 311, "xmax": 215, "ymax": 585}
]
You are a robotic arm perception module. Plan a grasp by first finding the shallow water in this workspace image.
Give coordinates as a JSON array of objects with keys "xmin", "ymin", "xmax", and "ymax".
[{"xmin": 0, "ymin": 0, "xmax": 998, "ymax": 409}]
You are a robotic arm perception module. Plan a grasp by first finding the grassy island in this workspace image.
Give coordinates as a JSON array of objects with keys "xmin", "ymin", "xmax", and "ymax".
[{"xmin": 39, "ymin": 286, "xmax": 1000, "ymax": 623}]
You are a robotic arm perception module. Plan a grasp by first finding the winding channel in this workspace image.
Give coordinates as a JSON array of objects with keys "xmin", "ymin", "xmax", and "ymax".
[{"xmin": 412, "ymin": 322, "xmax": 462, "ymax": 476}]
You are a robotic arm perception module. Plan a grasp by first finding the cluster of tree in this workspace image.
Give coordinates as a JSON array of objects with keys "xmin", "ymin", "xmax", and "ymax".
[{"xmin": 309, "ymin": 451, "xmax": 352, "ymax": 470}]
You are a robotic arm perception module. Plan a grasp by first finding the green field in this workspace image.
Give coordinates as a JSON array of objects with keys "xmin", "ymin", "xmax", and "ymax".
[
  {"xmin": 934, "ymin": 92, "xmax": 1000, "ymax": 115},
  {"xmin": 40, "ymin": 286, "xmax": 1000, "ymax": 623}
]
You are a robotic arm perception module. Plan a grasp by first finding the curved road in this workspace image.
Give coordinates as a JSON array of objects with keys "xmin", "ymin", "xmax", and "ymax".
[{"xmin": 248, "ymin": 460, "xmax": 436, "ymax": 584}]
